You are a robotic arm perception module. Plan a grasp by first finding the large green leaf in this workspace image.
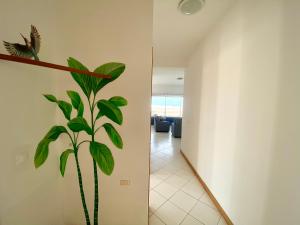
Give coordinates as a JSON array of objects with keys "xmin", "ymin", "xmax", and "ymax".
[
  {"xmin": 43, "ymin": 94, "xmax": 57, "ymax": 102},
  {"xmin": 102, "ymin": 123, "xmax": 123, "ymax": 149},
  {"xmin": 97, "ymin": 99, "xmax": 123, "ymax": 125},
  {"xmin": 95, "ymin": 109, "xmax": 104, "ymax": 120},
  {"xmin": 67, "ymin": 90, "xmax": 81, "ymax": 109},
  {"xmin": 93, "ymin": 63, "xmax": 125, "ymax": 93},
  {"xmin": 34, "ymin": 139, "xmax": 50, "ymax": 169},
  {"xmin": 60, "ymin": 149, "xmax": 74, "ymax": 177},
  {"xmin": 34, "ymin": 126, "xmax": 67, "ymax": 168},
  {"xmin": 45, "ymin": 126, "xmax": 68, "ymax": 140},
  {"xmin": 67, "ymin": 117, "xmax": 92, "ymax": 135},
  {"xmin": 67, "ymin": 57, "xmax": 95, "ymax": 98},
  {"xmin": 77, "ymin": 101, "xmax": 84, "ymax": 117},
  {"xmin": 67, "ymin": 90, "xmax": 84, "ymax": 117},
  {"xmin": 58, "ymin": 100, "xmax": 72, "ymax": 120},
  {"xmin": 109, "ymin": 96, "xmax": 128, "ymax": 107},
  {"xmin": 43, "ymin": 94, "xmax": 72, "ymax": 120},
  {"xmin": 89, "ymin": 142, "xmax": 114, "ymax": 175}
]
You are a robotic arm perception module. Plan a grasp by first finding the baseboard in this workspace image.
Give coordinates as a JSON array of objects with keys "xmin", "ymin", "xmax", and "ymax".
[{"xmin": 180, "ymin": 150, "xmax": 234, "ymax": 225}]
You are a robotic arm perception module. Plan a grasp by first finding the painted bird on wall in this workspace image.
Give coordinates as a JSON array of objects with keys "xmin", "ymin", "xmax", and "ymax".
[{"xmin": 3, "ymin": 25, "xmax": 41, "ymax": 61}]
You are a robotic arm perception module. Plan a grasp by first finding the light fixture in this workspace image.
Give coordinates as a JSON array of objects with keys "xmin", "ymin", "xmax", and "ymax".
[{"xmin": 178, "ymin": 0, "xmax": 206, "ymax": 15}]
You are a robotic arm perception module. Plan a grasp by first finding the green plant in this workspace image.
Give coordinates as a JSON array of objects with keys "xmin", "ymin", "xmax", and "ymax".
[{"xmin": 34, "ymin": 57, "xmax": 127, "ymax": 225}]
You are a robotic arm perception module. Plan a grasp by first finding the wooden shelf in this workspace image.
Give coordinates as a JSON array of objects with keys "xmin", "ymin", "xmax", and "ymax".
[{"xmin": 0, "ymin": 53, "xmax": 111, "ymax": 79}]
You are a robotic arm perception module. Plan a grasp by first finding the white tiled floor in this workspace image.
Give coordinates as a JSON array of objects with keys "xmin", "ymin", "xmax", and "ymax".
[{"xmin": 149, "ymin": 129, "xmax": 225, "ymax": 225}]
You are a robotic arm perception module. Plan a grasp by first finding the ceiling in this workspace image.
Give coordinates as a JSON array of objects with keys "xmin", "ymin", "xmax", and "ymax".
[
  {"xmin": 153, "ymin": 0, "xmax": 235, "ymax": 67},
  {"xmin": 152, "ymin": 67, "xmax": 185, "ymax": 86}
]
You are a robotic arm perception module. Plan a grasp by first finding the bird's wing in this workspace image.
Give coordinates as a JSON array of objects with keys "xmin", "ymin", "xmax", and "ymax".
[
  {"xmin": 30, "ymin": 25, "xmax": 41, "ymax": 53},
  {"xmin": 3, "ymin": 41, "xmax": 32, "ymax": 58}
]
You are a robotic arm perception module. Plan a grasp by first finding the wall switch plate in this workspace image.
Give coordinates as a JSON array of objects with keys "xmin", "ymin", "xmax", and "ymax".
[
  {"xmin": 120, "ymin": 180, "xmax": 130, "ymax": 186},
  {"xmin": 15, "ymin": 152, "xmax": 27, "ymax": 166},
  {"xmin": 12, "ymin": 144, "xmax": 31, "ymax": 171}
]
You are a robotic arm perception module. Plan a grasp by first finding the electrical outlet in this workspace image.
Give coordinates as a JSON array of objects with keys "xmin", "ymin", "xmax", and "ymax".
[
  {"xmin": 13, "ymin": 144, "xmax": 31, "ymax": 171},
  {"xmin": 120, "ymin": 180, "xmax": 130, "ymax": 186},
  {"xmin": 16, "ymin": 152, "xmax": 27, "ymax": 166}
]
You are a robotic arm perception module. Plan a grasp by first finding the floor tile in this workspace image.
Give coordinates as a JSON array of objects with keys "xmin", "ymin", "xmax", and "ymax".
[
  {"xmin": 155, "ymin": 201, "xmax": 187, "ymax": 225},
  {"xmin": 149, "ymin": 190, "xmax": 167, "ymax": 211},
  {"xmin": 150, "ymin": 174, "xmax": 164, "ymax": 189},
  {"xmin": 164, "ymin": 164, "xmax": 182, "ymax": 173},
  {"xmin": 155, "ymin": 152, "xmax": 168, "ymax": 159},
  {"xmin": 169, "ymin": 190, "xmax": 197, "ymax": 212},
  {"xmin": 188, "ymin": 177, "xmax": 200, "ymax": 183},
  {"xmin": 181, "ymin": 180, "xmax": 205, "ymax": 199},
  {"xmin": 199, "ymin": 193, "xmax": 217, "ymax": 209},
  {"xmin": 181, "ymin": 215, "xmax": 205, "ymax": 225},
  {"xmin": 149, "ymin": 208, "xmax": 154, "ymax": 217},
  {"xmin": 151, "ymin": 166, "xmax": 160, "ymax": 173},
  {"xmin": 150, "ymin": 128, "xmax": 226, "ymax": 224},
  {"xmin": 175, "ymin": 168, "xmax": 194, "ymax": 180},
  {"xmin": 154, "ymin": 182, "xmax": 178, "ymax": 199},
  {"xmin": 180, "ymin": 163, "xmax": 193, "ymax": 171},
  {"xmin": 153, "ymin": 168, "xmax": 172, "ymax": 180},
  {"xmin": 218, "ymin": 218, "xmax": 227, "ymax": 225},
  {"xmin": 165, "ymin": 174, "xmax": 189, "ymax": 188},
  {"xmin": 149, "ymin": 214, "xmax": 166, "ymax": 225},
  {"xmin": 190, "ymin": 202, "xmax": 220, "ymax": 225},
  {"xmin": 151, "ymin": 161, "xmax": 165, "ymax": 171}
]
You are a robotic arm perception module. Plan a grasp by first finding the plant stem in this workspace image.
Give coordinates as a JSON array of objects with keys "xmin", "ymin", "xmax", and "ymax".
[
  {"xmin": 93, "ymin": 159, "xmax": 99, "ymax": 225},
  {"xmin": 67, "ymin": 131, "xmax": 90, "ymax": 225},
  {"xmin": 89, "ymin": 95, "xmax": 99, "ymax": 225},
  {"xmin": 77, "ymin": 140, "xmax": 90, "ymax": 148},
  {"xmin": 75, "ymin": 151, "xmax": 91, "ymax": 225}
]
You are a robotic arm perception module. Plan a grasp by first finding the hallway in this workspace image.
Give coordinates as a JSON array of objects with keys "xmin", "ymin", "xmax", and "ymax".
[{"xmin": 149, "ymin": 129, "xmax": 226, "ymax": 225}]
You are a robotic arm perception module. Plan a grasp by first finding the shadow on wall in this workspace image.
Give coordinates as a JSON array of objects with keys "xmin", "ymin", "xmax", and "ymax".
[
  {"xmin": 262, "ymin": 1, "xmax": 300, "ymax": 224},
  {"xmin": 229, "ymin": 1, "xmax": 283, "ymax": 224},
  {"xmin": 182, "ymin": 27, "xmax": 222, "ymax": 186}
]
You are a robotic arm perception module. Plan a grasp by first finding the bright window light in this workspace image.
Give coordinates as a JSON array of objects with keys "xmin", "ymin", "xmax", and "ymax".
[{"xmin": 151, "ymin": 95, "xmax": 183, "ymax": 117}]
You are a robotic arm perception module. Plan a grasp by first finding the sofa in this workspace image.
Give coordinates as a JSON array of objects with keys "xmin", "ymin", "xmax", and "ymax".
[
  {"xmin": 171, "ymin": 118, "xmax": 182, "ymax": 138},
  {"xmin": 151, "ymin": 116, "xmax": 154, "ymax": 125},
  {"xmin": 165, "ymin": 116, "xmax": 181, "ymax": 124},
  {"xmin": 154, "ymin": 116, "xmax": 170, "ymax": 132}
]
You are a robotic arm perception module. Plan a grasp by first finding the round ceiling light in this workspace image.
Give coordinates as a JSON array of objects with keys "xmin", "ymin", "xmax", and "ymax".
[{"xmin": 178, "ymin": 0, "xmax": 206, "ymax": 15}]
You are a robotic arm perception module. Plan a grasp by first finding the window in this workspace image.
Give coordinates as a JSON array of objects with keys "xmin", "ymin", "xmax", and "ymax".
[
  {"xmin": 151, "ymin": 96, "xmax": 183, "ymax": 117},
  {"xmin": 152, "ymin": 96, "xmax": 166, "ymax": 116}
]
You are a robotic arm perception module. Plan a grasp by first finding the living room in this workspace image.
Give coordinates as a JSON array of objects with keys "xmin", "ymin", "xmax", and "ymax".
[{"xmin": 151, "ymin": 67, "xmax": 184, "ymax": 138}]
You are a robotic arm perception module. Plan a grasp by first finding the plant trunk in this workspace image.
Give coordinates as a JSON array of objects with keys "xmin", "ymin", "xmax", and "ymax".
[
  {"xmin": 90, "ymin": 96, "xmax": 99, "ymax": 225},
  {"xmin": 93, "ymin": 160, "xmax": 99, "ymax": 225},
  {"xmin": 75, "ymin": 153, "xmax": 91, "ymax": 225}
]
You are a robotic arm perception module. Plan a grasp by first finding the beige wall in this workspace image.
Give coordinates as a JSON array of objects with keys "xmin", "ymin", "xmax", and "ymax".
[
  {"xmin": 182, "ymin": 0, "xmax": 300, "ymax": 224},
  {"xmin": 0, "ymin": 1, "xmax": 152, "ymax": 225},
  {"xmin": 55, "ymin": 1, "xmax": 153, "ymax": 225},
  {"xmin": 0, "ymin": 1, "xmax": 63, "ymax": 225}
]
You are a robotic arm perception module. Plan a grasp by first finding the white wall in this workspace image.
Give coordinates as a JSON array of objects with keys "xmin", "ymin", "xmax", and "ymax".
[
  {"xmin": 262, "ymin": 1, "xmax": 300, "ymax": 224},
  {"xmin": 0, "ymin": 1, "xmax": 152, "ymax": 225},
  {"xmin": 152, "ymin": 67, "xmax": 185, "ymax": 95},
  {"xmin": 182, "ymin": 0, "xmax": 300, "ymax": 224},
  {"xmin": 152, "ymin": 84, "xmax": 183, "ymax": 95}
]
